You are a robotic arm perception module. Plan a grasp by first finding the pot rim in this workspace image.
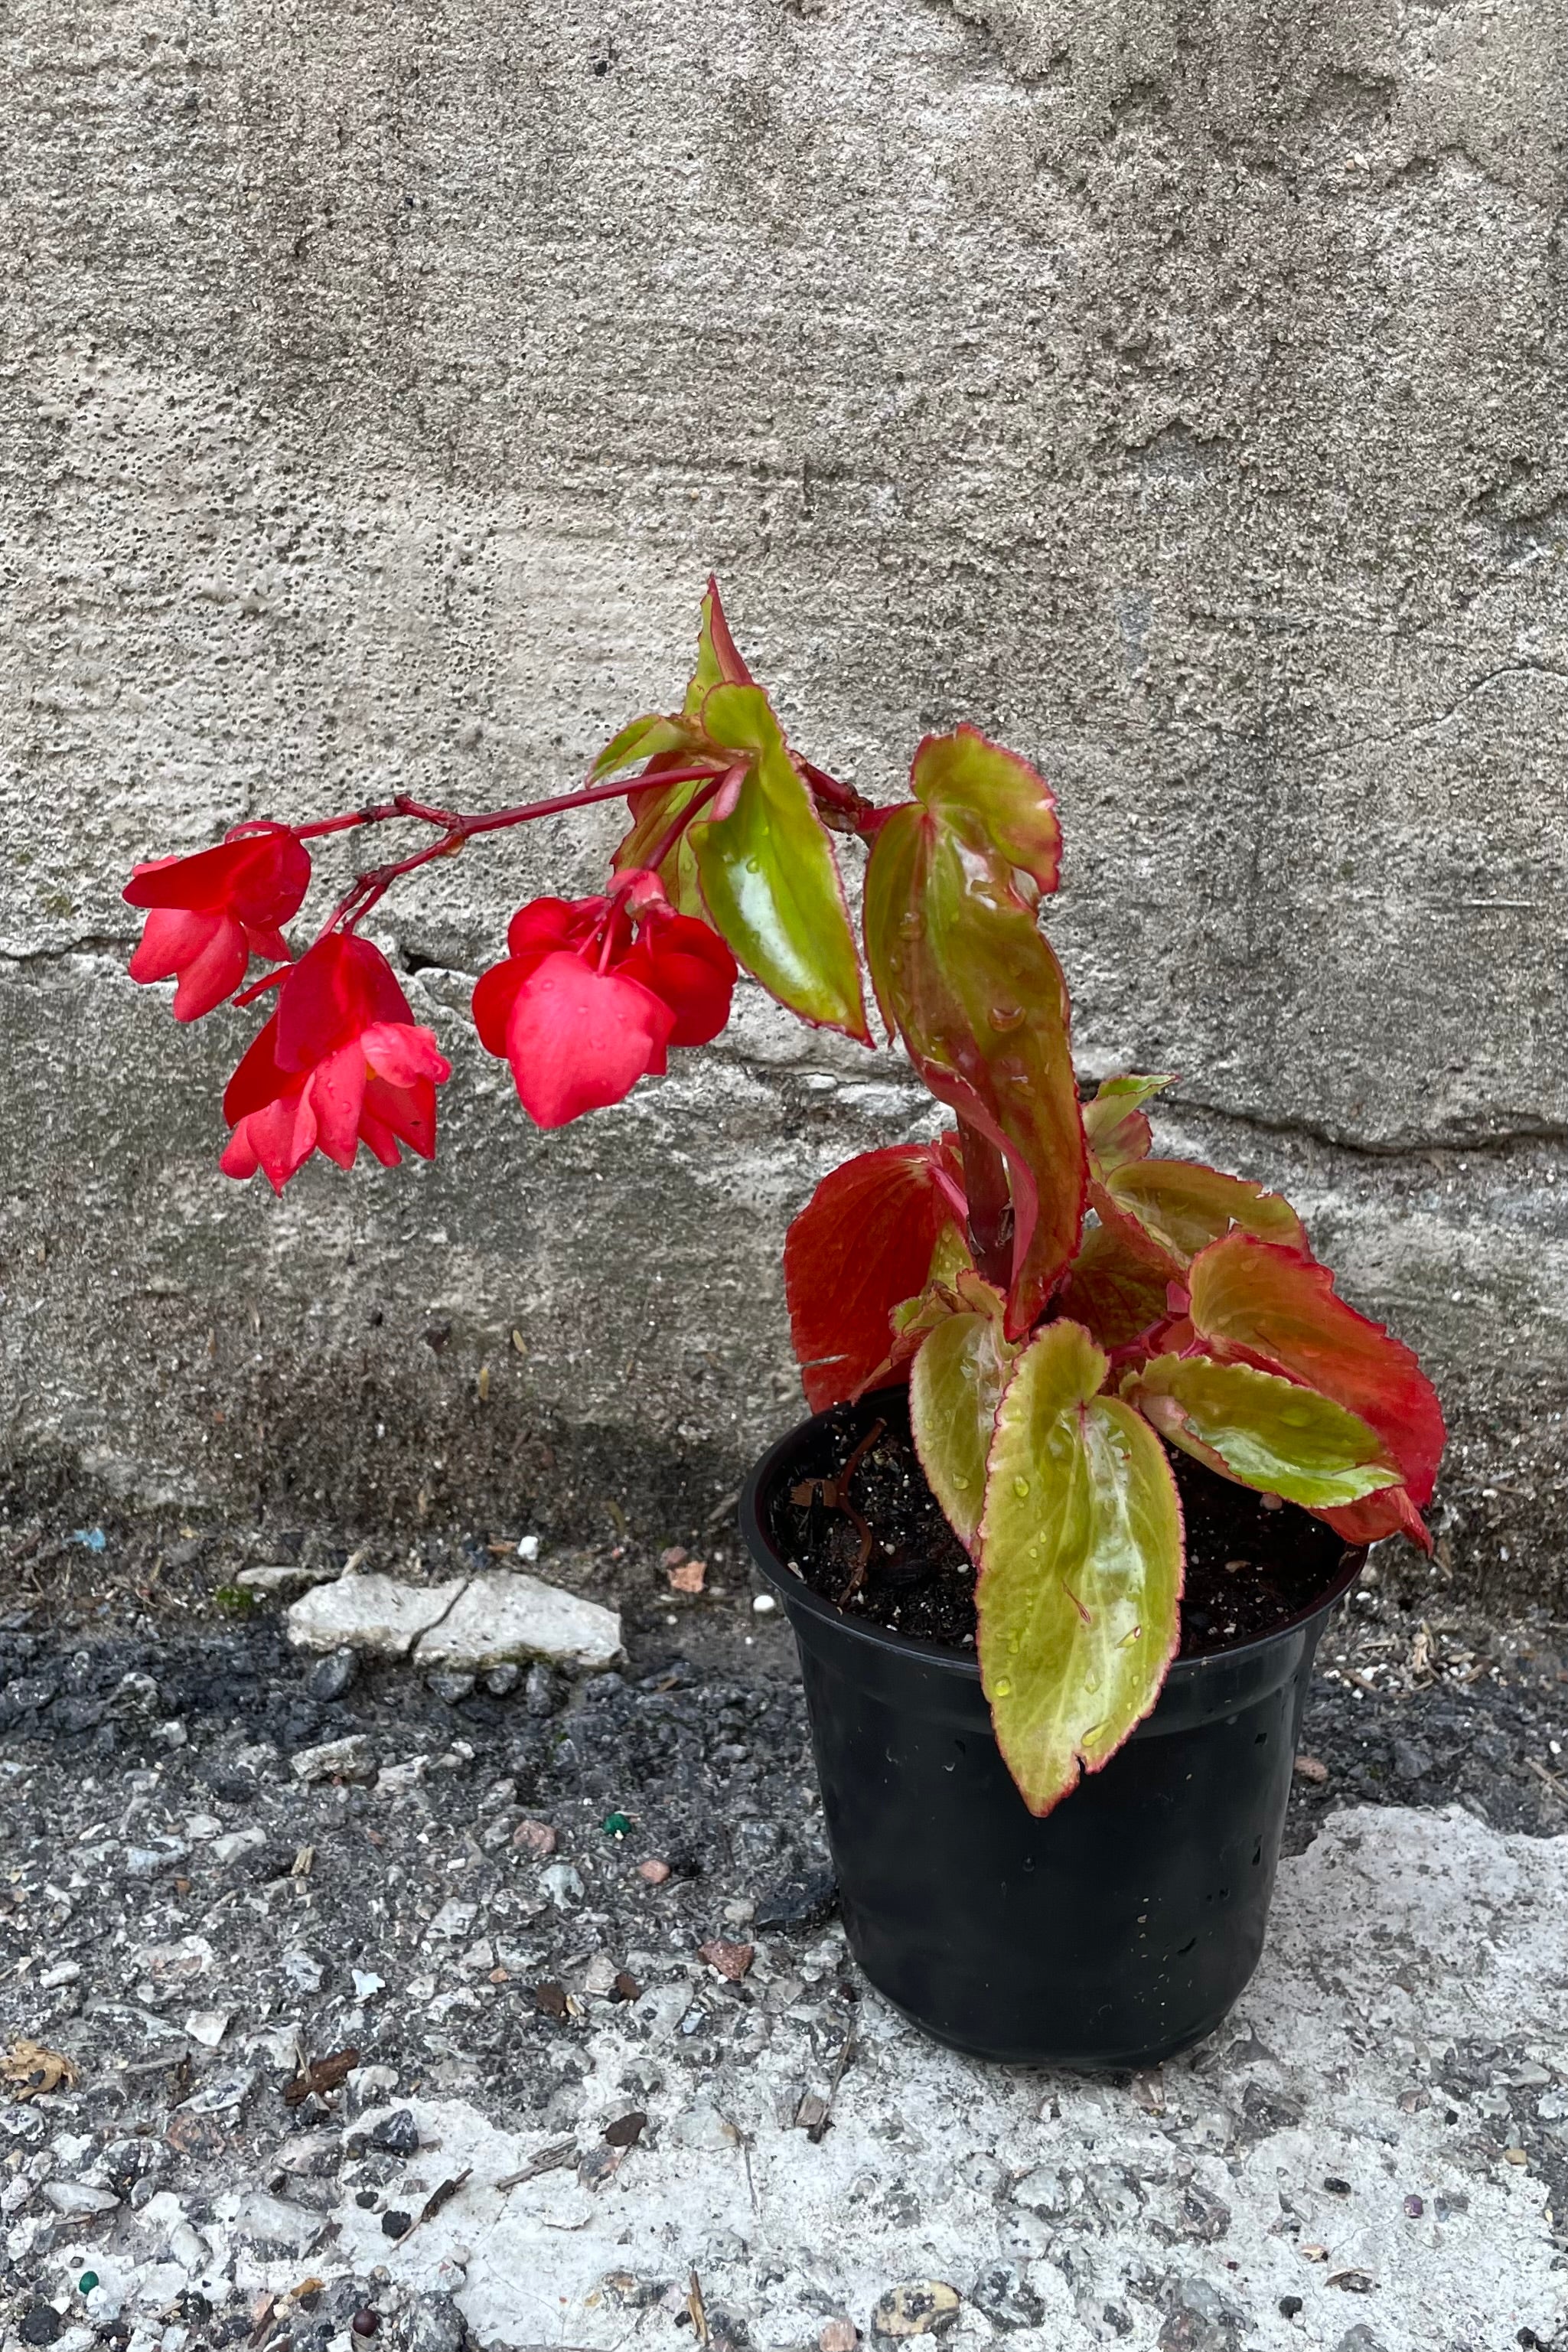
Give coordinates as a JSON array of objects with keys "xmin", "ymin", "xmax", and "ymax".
[{"xmin": 740, "ymin": 1397, "xmax": 1368, "ymax": 1684}]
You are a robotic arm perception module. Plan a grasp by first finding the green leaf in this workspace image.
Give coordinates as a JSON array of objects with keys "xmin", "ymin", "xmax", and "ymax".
[
  {"xmin": 1098, "ymin": 1157, "xmax": 1306, "ymax": 1269},
  {"xmin": 591, "ymin": 713, "xmax": 702, "ymax": 784},
  {"xmin": 1083, "ymin": 1073, "xmax": 1175, "ymax": 1178},
  {"xmin": 690, "ymin": 683, "xmax": 869, "ymax": 1040},
  {"xmin": 683, "ymin": 577, "xmax": 754, "ymax": 716},
  {"xmin": 908, "ymin": 1276, "xmax": 1018, "ymax": 1548},
  {"xmin": 1124, "ymin": 1352, "xmax": 1400, "ymax": 1509},
  {"xmin": 976, "ymin": 1320, "xmax": 1182, "ymax": 1816},
  {"xmin": 863, "ymin": 730, "xmax": 1087, "ymax": 1337}
]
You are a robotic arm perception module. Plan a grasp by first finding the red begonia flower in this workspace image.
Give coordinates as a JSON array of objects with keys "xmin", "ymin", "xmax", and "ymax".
[
  {"xmin": 220, "ymin": 934, "xmax": 451, "ymax": 1192},
  {"xmin": 124, "ymin": 825, "xmax": 311, "ymax": 1022},
  {"xmin": 472, "ymin": 870, "xmax": 738, "ymax": 1128}
]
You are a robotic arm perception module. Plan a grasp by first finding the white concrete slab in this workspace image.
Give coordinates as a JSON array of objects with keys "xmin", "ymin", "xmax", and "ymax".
[{"xmin": 321, "ymin": 1806, "xmax": 1568, "ymax": 2351}]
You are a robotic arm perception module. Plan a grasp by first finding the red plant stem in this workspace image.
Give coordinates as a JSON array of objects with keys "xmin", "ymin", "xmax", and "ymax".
[
  {"xmin": 289, "ymin": 754, "xmax": 875, "ymax": 944},
  {"xmin": 305, "ymin": 771, "xmax": 729, "ymax": 941},
  {"xmin": 958, "ymin": 1118, "xmax": 1013, "ymax": 1292},
  {"xmin": 641, "ymin": 775, "xmax": 725, "ymax": 876}
]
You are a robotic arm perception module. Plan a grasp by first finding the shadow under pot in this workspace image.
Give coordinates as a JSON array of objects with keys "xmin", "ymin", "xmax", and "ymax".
[{"xmin": 739, "ymin": 1387, "xmax": 1364, "ymax": 2071}]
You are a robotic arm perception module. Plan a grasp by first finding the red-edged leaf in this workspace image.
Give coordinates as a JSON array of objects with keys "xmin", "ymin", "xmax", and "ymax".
[
  {"xmin": 1058, "ymin": 1218, "xmax": 1175, "ymax": 1351},
  {"xmin": 976, "ymin": 1320, "xmax": 1183, "ymax": 1816},
  {"xmin": 1083, "ymin": 1073, "xmax": 1175, "ymax": 1178},
  {"xmin": 683, "ymin": 577, "xmax": 754, "ymax": 715},
  {"xmin": 863, "ymin": 730, "xmax": 1087, "ymax": 1339},
  {"xmin": 1186, "ymin": 1232, "xmax": 1446, "ymax": 1513},
  {"xmin": 784, "ymin": 1138, "xmax": 967, "ymax": 1412},
  {"xmin": 591, "ymin": 713, "xmax": 704, "ymax": 784},
  {"xmin": 1096, "ymin": 1158, "xmax": 1306, "ymax": 1274}
]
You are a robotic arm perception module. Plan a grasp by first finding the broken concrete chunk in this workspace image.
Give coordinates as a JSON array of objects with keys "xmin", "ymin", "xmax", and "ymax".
[
  {"xmin": 413, "ymin": 1571, "xmax": 622, "ymax": 1672},
  {"xmin": 286, "ymin": 1574, "xmax": 465, "ymax": 1659},
  {"xmin": 42, "ymin": 2179, "xmax": 120, "ymax": 2217},
  {"xmin": 285, "ymin": 1568, "xmax": 621, "ymax": 1672},
  {"xmin": 290, "ymin": 1734, "xmax": 376, "ymax": 1784}
]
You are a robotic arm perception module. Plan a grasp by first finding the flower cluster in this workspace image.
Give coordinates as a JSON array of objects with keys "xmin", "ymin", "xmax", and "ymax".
[
  {"xmin": 122, "ymin": 828, "xmax": 738, "ymax": 1188},
  {"xmin": 472, "ymin": 872, "xmax": 736, "ymax": 1127},
  {"xmin": 125, "ymin": 826, "xmax": 309, "ymax": 1021}
]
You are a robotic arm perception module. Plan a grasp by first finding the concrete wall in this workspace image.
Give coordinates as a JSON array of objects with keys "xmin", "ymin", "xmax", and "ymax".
[{"xmin": 3, "ymin": 0, "xmax": 1565, "ymax": 1604}]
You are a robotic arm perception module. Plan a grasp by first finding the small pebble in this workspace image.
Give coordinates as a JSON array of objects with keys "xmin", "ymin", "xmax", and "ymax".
[
  {"xmin": 425, "ymin": 1670, "xmax": 476, "ymax": 1704},
  {"xmin": 307, "ymin": 1649, "xmax": 359, "ymax": 1703},
  {"xmin": 482, "ymin": 1664, "xmax": 521, "ymax": 1697},
  {"xmin": 639, "ymin": 1858, "xmax": 671, "ymax": 1885},
  {"xmin": 698, "ymin": 1938, "xmax": 755, "ymax": 1981},
  {"xmin": 368, "ymin": 2109, "xmax": 420, "ymax": 2156},
  {"xmin": 751, "ymin": 1594, "xmax": 777, "ymax": 1613},
  {"xmin": 513, "ymin": 1819, "xmax": 557, "ymax": 1857},
  {"xmin": 381, "ymin": 2210, "xmax": 412, "ymax": 2239},
  {"xmin": 820, "ymin": 2324, "xmax": 857, "ymax": 2352},
  {"xmin": 352, "ymin": 2314, "xmax": 380, "ymax": 2340},
  {"xmin": 1279, "ymin": 2296, "xmax": 1302, "ymax": 2318},
  {"xmin": 1403, "ymin": 2194, "xmax": 1424, "ymax": 2217}
]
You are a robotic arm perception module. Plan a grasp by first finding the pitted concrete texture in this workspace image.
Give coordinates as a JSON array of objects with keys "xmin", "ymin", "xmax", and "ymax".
[
  {"xmin": 2, "ymin": 0, "xmax": 1566, "ymax": 1594},
  {"xmin": 23, "ymin": 1809, "xmax": 1568, "ymax": 2352}
]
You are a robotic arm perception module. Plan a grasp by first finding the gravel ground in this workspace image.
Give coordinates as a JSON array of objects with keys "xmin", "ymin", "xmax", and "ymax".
[{"xmin": 2, "ymin": 1515, "xmax": 1566, "ymax": 2352}]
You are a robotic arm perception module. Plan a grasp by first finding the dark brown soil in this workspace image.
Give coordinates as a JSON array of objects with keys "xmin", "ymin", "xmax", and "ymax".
[{"xmin": 766, "ymin": 1388, "xmax": 1358, "ymax": 1658}]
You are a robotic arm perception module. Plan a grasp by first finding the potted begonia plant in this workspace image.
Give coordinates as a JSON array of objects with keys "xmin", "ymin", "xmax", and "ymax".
[{"xmin": 123, "ymin": 584, "xmax": 1444, "ymax": 2067}]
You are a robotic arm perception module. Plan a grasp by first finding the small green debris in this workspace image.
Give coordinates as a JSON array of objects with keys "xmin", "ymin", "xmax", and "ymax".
[
  {"xmin": 212, "ymin": 1584, "xmax": 256, "ymax": 1613},
  {"xmin": 601, "ymin": 1812, "xmax": 632, "ymax": 1839},
  {"xmin": 79, "ymin": 2273, "xmax": 99, "ymax": 2295}
]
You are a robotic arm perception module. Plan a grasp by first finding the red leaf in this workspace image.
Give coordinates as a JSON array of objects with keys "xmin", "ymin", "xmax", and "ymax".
[
  {"xmin": 784, "ymin": 1139, "xmax": 967, "ymax": 1412},
  {"xmin": 1058, "ymin": 1218, "xmax": 1175, "ymax": 1350},
  {"xmin": 1186, "ymin": 1233, "xmax": 1446, "ymax": 1514},
  {"xmin": 1319, "ymin": 1486, "xmax": 1433, "ymax": 1553}
]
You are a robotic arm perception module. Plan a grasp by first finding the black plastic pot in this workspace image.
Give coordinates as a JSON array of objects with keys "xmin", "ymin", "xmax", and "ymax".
[{"xmin": 740, "ymin": 1396, "xmax": 1363, "ymax": 2070}]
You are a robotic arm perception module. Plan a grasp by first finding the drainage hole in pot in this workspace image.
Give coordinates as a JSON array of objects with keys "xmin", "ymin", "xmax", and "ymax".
[
  {"xmin": 1177, "ymin": 1937, "xmax": 1198, "ymax": 1955},
  {"xmin": 1254, "ymin": 1731, "xmax": 1268, "ymax": 1744},
  {"xmin": 1251, "ymin": 1841, "xmax": 1263, "ymax": 1867}
]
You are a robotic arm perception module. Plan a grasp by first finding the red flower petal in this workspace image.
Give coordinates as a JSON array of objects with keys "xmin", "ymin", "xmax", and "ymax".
[
  {"xmin": 473, "ymin": 956, "xmax": 536, "ymax": 1059},
  {"xmin": 168, "ymin": 917, "xmax": 250, "ymax": 1022},
  {"xmin": 623, "ymin": 915, "xmax": 738, "ymax": 1048},
  {"xmin": 308, "ymin": 1042, "xmax": 370, "ymax": 1169},
  {"xmin": 506, "ymin": 895, "xmax": 605, "ymax": 958},
  {"xmin": 124, "ymin": 827, "xmax": 309, "ymax": 928},
  {"xmin": 129, "ymin": 907, "xmax": 223, "ymax": 987},
  {"xmin": 223, "ymin": 1012, "xmax": 291, "ymax": 1126},
  {"xmin": 504, "ymin": 951, "xmax": 674, "ymax": 1128},
  {"xmin": 275, "ymin": 935, "xmax": 412, "ymax": 1072}
]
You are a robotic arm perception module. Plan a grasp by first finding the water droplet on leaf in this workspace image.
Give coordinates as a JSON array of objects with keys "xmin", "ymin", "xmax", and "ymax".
[
  {"xmin": 989, "ymin": 1001, "xmax": 1024, "ymax": 1032},
  {"xmin": 993, "ymin": 1678, "xmax": 1012, "ymax": 1697},
  {"xmin": 1012, "ymin": 1475, "xmax": 1030, "ymax": 1499}
]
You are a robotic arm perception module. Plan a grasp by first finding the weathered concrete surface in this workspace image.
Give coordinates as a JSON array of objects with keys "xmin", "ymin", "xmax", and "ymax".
[
  {"xmin": 2, "ymin": 1571, "xmax": 1566, "ymax": 2351},
  {"xmin": 2, "ymin": 0, "xmax": 1566, "ymax": 1595}
]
